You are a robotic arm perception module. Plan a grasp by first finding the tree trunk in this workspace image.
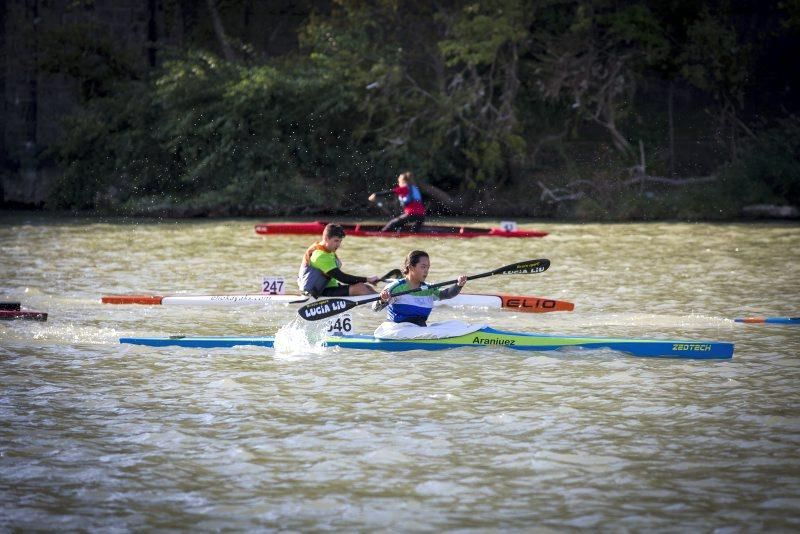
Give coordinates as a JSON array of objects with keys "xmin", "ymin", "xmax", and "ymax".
[
  {"xmin": 668, "ymin": 81, "xmax": 675, "ymax": 176},
  {"xmin": 24, "ymin": 0, "xmax": 39, "ymax": 171},
  {"xmin": 147, "ymin": 0, "xmax": 158, "ymax": 67},
  {"xmin": 206, "ymin": 0, "xmax": 236, "ymax": 61}
]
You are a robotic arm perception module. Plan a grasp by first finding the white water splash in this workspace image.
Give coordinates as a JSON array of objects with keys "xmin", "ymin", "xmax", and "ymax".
[{"xmin": 273, "ymin": 317, "xmax": 330, "ymax": 356}]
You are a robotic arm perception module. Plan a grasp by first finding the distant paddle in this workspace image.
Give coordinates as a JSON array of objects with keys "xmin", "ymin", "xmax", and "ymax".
[
  {"xmin": 381, "ymin": 269, "xmax": 403, "ymax": 281},
  {"xmin": 297, "ymin": 258, "xmax": 550, "ymax": 321}
]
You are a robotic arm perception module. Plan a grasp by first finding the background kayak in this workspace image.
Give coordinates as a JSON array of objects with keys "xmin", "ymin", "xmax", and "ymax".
[{"xmin": 255, "ymin": 220, "xmax": 548, "ymax": 238}]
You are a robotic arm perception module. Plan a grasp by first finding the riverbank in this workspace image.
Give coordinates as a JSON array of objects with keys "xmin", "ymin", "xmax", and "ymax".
[{"xmin": 2, "ymin": 209, "xmax": 799, "ymax": 231}]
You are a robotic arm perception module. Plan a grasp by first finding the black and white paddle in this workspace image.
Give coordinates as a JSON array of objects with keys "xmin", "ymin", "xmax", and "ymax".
[
  {"xmin": 296, "ymin": 258, "xmax": 550, "ymax": 321},
  {"xmin": 289, "ymin": 268, "xmax": 404, "ymax": 304},
  {"xmin": 380, "ymin": 269, "xmax": 403, "ymax": 281}
]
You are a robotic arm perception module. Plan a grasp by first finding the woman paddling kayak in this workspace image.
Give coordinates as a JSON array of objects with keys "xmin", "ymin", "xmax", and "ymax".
[
  {"xmin": 372, "ymin": 250, "xmax": 467, "ymax": 326},
  {"xmin": 368, "ymin": 171, "xmax": 426, "ymax": 232}
]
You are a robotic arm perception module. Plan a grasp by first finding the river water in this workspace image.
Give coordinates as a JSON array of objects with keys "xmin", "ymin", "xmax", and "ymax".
[{"xmin": 1, "ymin": 214, "xmax": 799, "ymax": 530}]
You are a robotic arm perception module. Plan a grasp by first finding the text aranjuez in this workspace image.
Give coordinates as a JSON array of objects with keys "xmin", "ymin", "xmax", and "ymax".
[{"xmin": 472, "ymin": 336, "xmax": 516, "ymax": 346}]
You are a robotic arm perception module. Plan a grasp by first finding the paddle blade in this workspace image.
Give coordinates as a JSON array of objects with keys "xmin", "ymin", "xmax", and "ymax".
[
  {"xmin": 297, "ymin": 298, "xmax": 360, "ymax": 321},
  {"xmin": 381, "ymin": 269, "xmax": 403, "ymax": 281},
  {"xmin": 493, "ymin": 259, "xmax": 550, "ymax": 275}
]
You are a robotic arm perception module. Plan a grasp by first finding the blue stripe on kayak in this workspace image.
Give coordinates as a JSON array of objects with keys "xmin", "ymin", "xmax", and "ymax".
[
  {"xmin": 120, "ymin": 336, "xmax": 277, "ymax": 348},
  {"xmin": 734, "ymin": 317, "xmax": 800, "ymax": 324}
]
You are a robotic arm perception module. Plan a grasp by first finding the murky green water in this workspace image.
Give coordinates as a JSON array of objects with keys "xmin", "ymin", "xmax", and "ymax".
[{"xmin": 2, "ymin": 214, "xmax": 799, "ymax": 530}]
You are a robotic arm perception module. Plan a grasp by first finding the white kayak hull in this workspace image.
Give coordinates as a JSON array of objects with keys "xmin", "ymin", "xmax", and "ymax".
[{"xmin": 102, "ymin": 293, "xmax": 574, "ymax": 313}]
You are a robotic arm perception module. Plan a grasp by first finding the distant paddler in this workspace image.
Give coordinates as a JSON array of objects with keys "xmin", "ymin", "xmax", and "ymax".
[
  {"xmin": 298, "ymin": 223, "xmax": 381, "ymax": 297},
  {"xmin": 368, "ymin": 171, "xmax": 426, "ymax": 232},
  {"xmin": 372, "ymin": 250, "xmax": 467, "ymax": 326}
]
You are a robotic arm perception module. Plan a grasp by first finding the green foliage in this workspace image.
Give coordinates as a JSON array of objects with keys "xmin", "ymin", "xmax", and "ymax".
[
  {"xmin": 297, "ymin": 0, "xmax": 542, "ymax": 197},
  {"xmin": 597, "ymin": 4, "xmax": 669, "ymax": 64},
  {"xmin": 42, "ymin": 0, "xmax": 800, "ymax": 219},
  {"xmin": 38, "ymin": 23, "xmax": 142, "ymax": 101},
  {"xmin": 719, "ymin": 117, "xmax": 800, "ymax": 205},
  {"xmin": 680, "ymin": 8, "xmax": 751, "ymax": 104},
  {"xmin": 48, "ymin": 79, "xmax": 171, "ymax": 209},
  {"xmin": 438, "ymin": 1, "xmax": 528, "ymax": 67},
  {"xmin": 50, "ymin": 51, "xmax": 372, "ymax": 213},
  {"xmin": 781, "ymin": 0, "xmax": 800, "ymax": 29},
  {"xmin": 530, "ymin": 1, "xmax": 670, "ymax": 158}
]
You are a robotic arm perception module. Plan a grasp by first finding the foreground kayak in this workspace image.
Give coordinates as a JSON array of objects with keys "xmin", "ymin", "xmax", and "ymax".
[
  {"xmin": 102, "ymin": 292, "xmax": 574, "ymax": 313},
  {"xmin": 255, "ymin": 221, "xmax": 547, "ymax": 238},
  {"xmin": 120, "ymin": 327, "xmax": 733, "ymax": 359},
  {"xmin": 734, "ymin": 316, "xmax": 799, "ymax": 324}
]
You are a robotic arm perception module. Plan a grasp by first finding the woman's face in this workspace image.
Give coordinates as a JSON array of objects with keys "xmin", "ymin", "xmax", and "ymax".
[
  {"xmin": 398, "ymin": 175, "xmax": 407, "ymax": 187},
  {"xmin": 407, "ymin": 255, "xmax": 430, "ymax": 282}
]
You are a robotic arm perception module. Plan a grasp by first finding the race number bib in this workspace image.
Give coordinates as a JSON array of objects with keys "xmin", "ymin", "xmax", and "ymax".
[
  {"xmin": 326, "ymin": 313, "xmax": 353, "ymax": 335},
  {"xmin": 261, "ymin": 277, "xmax": 286, "ymax": 294}
]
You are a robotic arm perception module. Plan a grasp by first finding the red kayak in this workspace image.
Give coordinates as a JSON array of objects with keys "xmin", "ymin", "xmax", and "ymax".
[
  {"xmin": 0, "ymin": 302, "xmax": 48, "ymax": 321},
  {"xmin": 255, "ymin": 221, "xmax": 547, "ymax": 238}
]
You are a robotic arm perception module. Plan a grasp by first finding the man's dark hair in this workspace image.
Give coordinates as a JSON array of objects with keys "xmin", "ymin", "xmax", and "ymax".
[{"xmin": 323, "ymin": 223, "xmax": 346, "ymax": 239}]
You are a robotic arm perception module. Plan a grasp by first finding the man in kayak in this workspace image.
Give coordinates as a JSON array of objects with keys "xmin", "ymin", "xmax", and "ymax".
[
  {"xmin": 298, "ymin": 223, "xmax": 381, "ymax": 297},
  {"xmin": 368, "ymin": 171, "xmax": 426, "ymax": 232},
  {"xmin": 373, "ymin": 250, "xmax": 467, "ymax": 326}
]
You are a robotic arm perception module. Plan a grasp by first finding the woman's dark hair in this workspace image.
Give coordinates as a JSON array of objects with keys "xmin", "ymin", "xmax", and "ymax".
[{"xmin": 403, "ymin": 250, "xmax": 429, "ymax": 274}]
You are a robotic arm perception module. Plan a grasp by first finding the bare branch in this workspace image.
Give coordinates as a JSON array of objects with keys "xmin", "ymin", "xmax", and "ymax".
[{"xmin": 623, "ymin": 174, "xmax": 718, "ymax": 186}]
